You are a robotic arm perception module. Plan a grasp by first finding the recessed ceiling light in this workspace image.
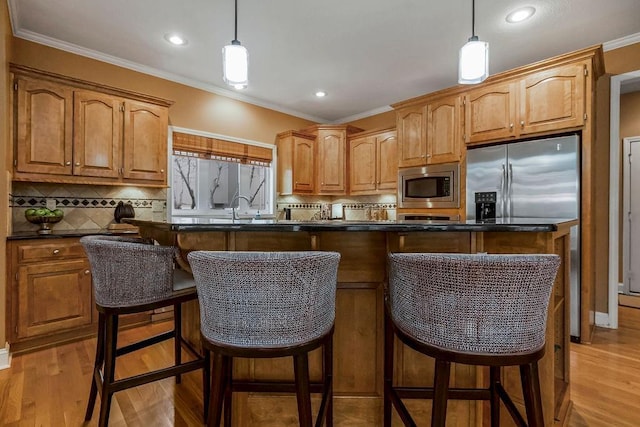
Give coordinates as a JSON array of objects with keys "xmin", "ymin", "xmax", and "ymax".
[
  {"xmin": 315, "ymin": 91, "xmax": 327, "ymax": 98},
  {"xmin": 164, "ymin": 33, "xmax": 188, "ymax": 46},
  {"xmin": 506, "ymin": 6, "xmax": 536, "ymax": 23}
]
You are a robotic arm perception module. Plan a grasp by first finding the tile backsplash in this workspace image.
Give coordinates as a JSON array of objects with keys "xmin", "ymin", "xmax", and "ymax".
[
  {"xmin": 276, "ymin": 194, "xmax": 397, "ymax": 221},
  {"xmin": 10, "ymin": 183, "xmax": 167, "ymax": 233}
]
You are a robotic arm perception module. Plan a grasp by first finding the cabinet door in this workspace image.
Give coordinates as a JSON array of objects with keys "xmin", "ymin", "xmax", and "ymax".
[
  {"xmin": 17, "ymin": 259, "xmax": 92, "ymax": 339},
  {"xmin": 519, "ymin": 63, "xmax": 586, "ymax": 135},
  {"xmin": 293, "ymin": 136, "xmax": 315, "ymax": 193},
  {"xmin": 73, "ymin": 90, "xmax": 121, "ymax": 178},
  {"xmin": 349, "ymin": 136, "xmax": 377, "ymax": 194},
  {"xmin": 316, "ymin": 129, "xmax": 347, "ymax": 194},
  {"xmin": 15, "ymin": 77, "xmax": 73, "ymax": 175},
  {"xmin": 122, "ymin": 100, "xmax": 168, "ymax": 182},
  {"xmin": 376, "ymin": 131, "xmax": 398, "ymax": 191},
  {"xmin": 465, "ymin": 81, "xmax": 517, "ymax": 144},
  {"xmin": 397, "ymin": 105, "xmax": 427, "ymax": 167},
  {"xmin": 427, "ymin": 96, "xmax": 461, "ymax": 164}
]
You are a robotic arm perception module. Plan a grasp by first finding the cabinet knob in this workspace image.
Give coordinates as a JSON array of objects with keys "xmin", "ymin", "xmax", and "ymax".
[
  {"xmin": 160, "ymin": 169, "xmax": 165, "ymax": 173},
  {"xmin": 53, "ymin": 249, "xmax": 60, "ymax": 255},
  {"xmin": 426, "ymin": 154, "xmax": 431, "ymax": 158},
  {"xmin": 85, "ymin": 270, "xmax": 91, "ymax": 275},
  {"xmin": 65, "ymin": 161, "xmax": 71, "ymax": 166},
  {"xmin": 520, "ymin": 120, "xmax": 525, "ymax": 127},
  {"xmin": 75, "ymin": 162, "xmax": 80, "ymax": 166},
  {"xmin": 421, "ymin": 154, "xmax": 425, "ymax": 158},
  {"xmin": 510, "ymin": 123, "xmax": 514, "ymax": 129}
]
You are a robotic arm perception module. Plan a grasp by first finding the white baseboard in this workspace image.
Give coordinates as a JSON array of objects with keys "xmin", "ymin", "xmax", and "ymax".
[
  {"xmin": 595, "ymin": 311, "xmax": 612, "ymax": 328},
  {"xmin": 0, "ymin": 343, "xmax": 11, "ymax": 370}
]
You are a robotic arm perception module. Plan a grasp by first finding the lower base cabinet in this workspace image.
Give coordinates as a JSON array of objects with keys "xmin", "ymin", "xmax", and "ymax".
[{"xmin": 7, "ymin": 238, "xmax": 95, "ymax": 353}]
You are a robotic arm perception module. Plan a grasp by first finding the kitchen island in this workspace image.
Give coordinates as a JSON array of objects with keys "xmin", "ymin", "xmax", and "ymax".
[{"xmin": 127, "ymin": 217, "xmax": 575, "ymax": 426}]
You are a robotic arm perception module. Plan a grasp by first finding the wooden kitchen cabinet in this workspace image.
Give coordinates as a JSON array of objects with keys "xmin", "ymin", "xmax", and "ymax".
[
  {"xmin": 349, "ymin": 128, "xmax": 397, "ymax": 195},
  {"xmin": 397, "ymin": 105, "xmax": 427, "ymax": 167},
  {"xmin": 464, "ymin": 81, "xmax": 518, "ymax": 144},
  {"xmin": 15, "ymin": 76, "xmax": 73, "ymax": 175},
  {"xmin": 275, "ymin": 130, "xmax": 315, "ymax": 194},
  {"xmin": 11, "ymin": 64, "xmax": 171, "ymax": 187},
  {"xmin": 427, "ymin": 95, "xmax": 463, "ymax": 164},
  {"xmin": 311, "ymin": 125, "xmax": 359, "ymax": 195},
  {"xmin": 397, "ymin": 95, "xmax": 462, "ymax": 167},
  {"xmin": 465, "ymin": 62, "xmax": 587, "ymax": 145},
  {"xmin": 7, "ymin": 238, "xmax": 94, "ymax": 352},
  {"xmin": 519, "ymin": 62, "xmax": 587, "ymax": 135}
]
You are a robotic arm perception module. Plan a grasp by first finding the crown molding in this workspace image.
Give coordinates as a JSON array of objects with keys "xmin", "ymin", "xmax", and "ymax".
[
  {"xmin": 603, "ymin": 32, "xmax": 640, "ymax": 52},
  {"xmin": 11, "ymin": 28, "xmax": 328, "ymax": 124}
]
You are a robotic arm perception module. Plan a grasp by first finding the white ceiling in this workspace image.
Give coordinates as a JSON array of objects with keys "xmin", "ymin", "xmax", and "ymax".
[{"xmin": 7, "ymin": 0, "xmax": 640, "ymax": 123}]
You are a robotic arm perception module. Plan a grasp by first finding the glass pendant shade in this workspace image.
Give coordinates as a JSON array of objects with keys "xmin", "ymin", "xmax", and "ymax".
[
  {"xmin": 458, "ymin": 36, "xmax": 489, "ymax": 84},
  {"xmin": 222, "ymin": 40, "xmax": 248, "ymax": 88}
]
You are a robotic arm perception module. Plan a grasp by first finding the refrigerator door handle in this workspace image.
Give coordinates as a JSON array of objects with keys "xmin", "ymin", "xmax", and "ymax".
[
  {"xmin": 507, "ymin": 163, "xmax": 513, "ymax": 218},
  {"xmin": 501, "ymin": 164, "xmax": 507, "ymax": 218}
]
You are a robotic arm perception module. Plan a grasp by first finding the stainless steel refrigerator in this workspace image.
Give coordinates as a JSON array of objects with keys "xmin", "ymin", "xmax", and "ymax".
[{"xmin": 466, "ymin": 134, "xmax": 581, "ymax": 338}]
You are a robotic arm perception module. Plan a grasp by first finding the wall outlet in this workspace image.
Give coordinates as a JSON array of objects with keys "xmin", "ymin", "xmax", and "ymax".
[
  {"xmin": 46, "ymin": 198, "xmax": 57, "ymax": 210},
  {"xmin": 152, "ymin": 201, "xmax": 164, "ymax": 213}
]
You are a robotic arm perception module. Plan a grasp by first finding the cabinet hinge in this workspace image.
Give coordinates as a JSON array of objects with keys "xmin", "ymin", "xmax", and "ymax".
[
  {"xmin": 15, "ymin": 272, "xmax": 18, "ymax": 281},
  {"xmin": 584, "ymin": 65, "xmax": 588, "ymax": 76},
  {"xmin": 14, "ymin": 82, "xmax": 18, "ymax": 91},
  {"xmin": 583, "ymin": 113, "xmax": 588, "ymax": 121},
  {"xmin": 629, "ymin": 152, "xmax": 632, "ymax": 164},
  {"xmin": 13, "ymin": 159, "xmax": 17, "ymax": 167},
  {"xmin": 120, "ymin": 103, "xmax": 125, "ymax": 112},
  {"xmin": 462, "ymin": 99, "xmax": 466, "ymax": 106},
  {"xmin": 15, "ymin": 326, "xmax": 18, "ymax": 334}
]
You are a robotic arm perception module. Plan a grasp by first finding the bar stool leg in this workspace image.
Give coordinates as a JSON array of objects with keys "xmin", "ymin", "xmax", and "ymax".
[
  {"xmin": 490, "ymin": 366, "xmax": 501, "ymax": 427},
  {"xmin": 293, "ymin": 352, "xmax": 313, "ymax": 426},
  {"xmin": 383, "ymin": 308, "xmax": 393, "ymax": 427},
  {"xmin": 85, "ymin": 312, "xmax": 105, "ymax": 421},
  {"xmin": 208, "ymin": 352, "xmax": 226, "ymax": 427},
  {"xmin": 431, "ymin": 359, "xmax": 450, "ymax": 427},
  {"xmin": 520, "ymin": 361, "xmax": 544, "ymax": 427},
  {"xmin": 224, "ymin": 357, "xmax": 232, "ymax": 426},
  {"xmin": 98, "ymin": 313, "xmax": 118, "ymax": 427},
  {"xmin": 203, "ymin": 349, "xmax": 211, "ymax": 423},
  {"xmin": 324, "ymin": 337, "xmax": 334, "ymax": 427},
  {"xmin": 174, "ymin": 303, "xmax": 182, "ymax": 384}
]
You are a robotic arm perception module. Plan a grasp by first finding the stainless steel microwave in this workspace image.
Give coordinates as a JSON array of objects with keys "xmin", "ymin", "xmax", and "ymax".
[{"xmin": 398, "ymin": 163, "xmax": 460, "ymax": 208}]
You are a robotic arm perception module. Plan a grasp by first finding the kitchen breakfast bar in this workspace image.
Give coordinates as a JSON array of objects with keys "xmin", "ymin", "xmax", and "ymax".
[{"xmin": 127, "ymin": 217, "xmax": 575, "ymax": 426}]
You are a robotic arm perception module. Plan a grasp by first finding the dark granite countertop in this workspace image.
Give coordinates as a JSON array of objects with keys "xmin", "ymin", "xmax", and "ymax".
[
  {"xmin": 7, "ymin": 228, "xmax": 139, "ymax": 241},
  {"xmin": 124, "ymin": 217, "xmax": 578, "ymax": 233}
]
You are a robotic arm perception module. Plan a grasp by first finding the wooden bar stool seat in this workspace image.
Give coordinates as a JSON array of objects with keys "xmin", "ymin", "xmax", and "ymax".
[
  {"xmin": 80, "ymin": 235, "xmax": 209, "ymax": 427},
  {"xmin": 384, "ymin": 253, "xmax": 560, "ymax": 427},
  {"xmin": 188, "ymin": 250, "xmax": 340, "ymax": 427}
]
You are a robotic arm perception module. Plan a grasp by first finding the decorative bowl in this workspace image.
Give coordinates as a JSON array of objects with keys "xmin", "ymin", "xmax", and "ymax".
[{"xmin": 25, "ymin": 210, "xmax": 64, "ymax": 234}]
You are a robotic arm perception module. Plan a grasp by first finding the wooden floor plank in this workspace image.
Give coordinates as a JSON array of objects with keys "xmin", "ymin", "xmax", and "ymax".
[{"xmin": 1, "ymin": 309, "xmax": 640, "ymax": 426}]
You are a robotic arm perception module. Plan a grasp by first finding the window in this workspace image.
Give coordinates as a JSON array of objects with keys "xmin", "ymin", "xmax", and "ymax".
[{"xmin": 169, "ymin": 129, "xmax": 274, "ymax": 217}]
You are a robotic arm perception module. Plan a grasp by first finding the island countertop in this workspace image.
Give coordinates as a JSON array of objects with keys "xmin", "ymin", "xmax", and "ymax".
[{"xmin": 125, "ymin": 216, "xmax": 578, "ymax": 233}]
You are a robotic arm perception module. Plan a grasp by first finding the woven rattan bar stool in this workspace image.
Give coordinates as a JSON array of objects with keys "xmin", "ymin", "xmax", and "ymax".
[
  {"xmin": 80, "ymin": 235, "xmax": 209, "ymax": 427},
  {"xmin": 187, "ymin": 251, "xmax": 340, "ymax": 427},
  {"xmin": 384, "ymin": 253, "xmax": 560, "ymax": 427}
]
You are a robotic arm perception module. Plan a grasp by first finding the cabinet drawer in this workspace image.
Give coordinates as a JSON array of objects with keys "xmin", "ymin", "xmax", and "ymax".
[{"xmin": 17, "ymin": 241, "xmax": 86, "ymax": 263}]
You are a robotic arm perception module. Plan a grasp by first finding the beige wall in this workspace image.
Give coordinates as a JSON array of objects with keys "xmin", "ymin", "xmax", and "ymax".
[
  {"xmin": 1, "ymin": 0, "xmax": 12, "ymax": 349},
  {"xmin": 345, "ymin": 110, "xmax": 396, "ymax": 130},
  {"xmin": 10, "ymin": 38, "xmax": 315, "ymax": 144},
  {"xmin": 604, "ymin": 43, "xmax": 640, "ymax": 75},
  {"xmin": 621, "ymin": 91, "xmax": 640, "ymax": 139}
]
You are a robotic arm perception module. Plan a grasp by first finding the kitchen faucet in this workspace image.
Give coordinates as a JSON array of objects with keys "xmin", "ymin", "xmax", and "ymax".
[{"xmin": 230, "ymin": 194, "xmax": 250, "ymax": 222}]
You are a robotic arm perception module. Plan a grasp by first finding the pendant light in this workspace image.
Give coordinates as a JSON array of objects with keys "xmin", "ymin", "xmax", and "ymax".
[
  {"xmin": 222, "ymin": 0, "xmax": 248, "ymax": 89},
  {"xmin": 458, "ymin": 0, "xmax": 489, "ymax": 84}
]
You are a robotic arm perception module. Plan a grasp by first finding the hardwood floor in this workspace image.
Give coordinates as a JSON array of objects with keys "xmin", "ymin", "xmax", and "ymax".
[{"xmin": 1, "ymin": 308, "xmax": 640, "ymax": 426}]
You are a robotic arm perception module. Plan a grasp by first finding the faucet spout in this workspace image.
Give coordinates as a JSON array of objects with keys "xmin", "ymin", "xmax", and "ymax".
[{"xmin": 230, "ymin": 194, "xmax": 251, "ymax": 222}]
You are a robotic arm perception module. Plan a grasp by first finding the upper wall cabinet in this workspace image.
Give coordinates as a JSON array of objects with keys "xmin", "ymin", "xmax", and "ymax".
[
  {"xmin": 11, "ymin": 65, "xmax": 172, "ymax": 187},
  {"xmin": 465, "ymin": 62, "xmax": 587, "ymax": 145},
  {"xmin": 276, "ymin": 130, "xmax": 316, "ymax": 195},
  {"xmin": 349, "ymin": 128, "xmax": 397, "ymax": 195},
  {"xmin": 397, "ymin": 94, "xmax": 462, "ymax": 167}
]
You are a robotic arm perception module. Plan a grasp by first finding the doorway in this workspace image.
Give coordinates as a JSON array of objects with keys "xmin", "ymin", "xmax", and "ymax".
[{"xmin": 623, "ymin": 136, "xmax": 640, "ymax": 294}]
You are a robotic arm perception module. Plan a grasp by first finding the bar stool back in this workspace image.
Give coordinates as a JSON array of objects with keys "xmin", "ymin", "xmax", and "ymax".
[
  {"xmin": 80, "ymin": 235, "xmax": 209, "ymax": 427},
  {"xmin": 188, "ymin": 250, "xmax": 340, "ymax": 427},
  {"xmin": 384, "ymin": 253, "xmax": 560, "ymax": 427}
]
